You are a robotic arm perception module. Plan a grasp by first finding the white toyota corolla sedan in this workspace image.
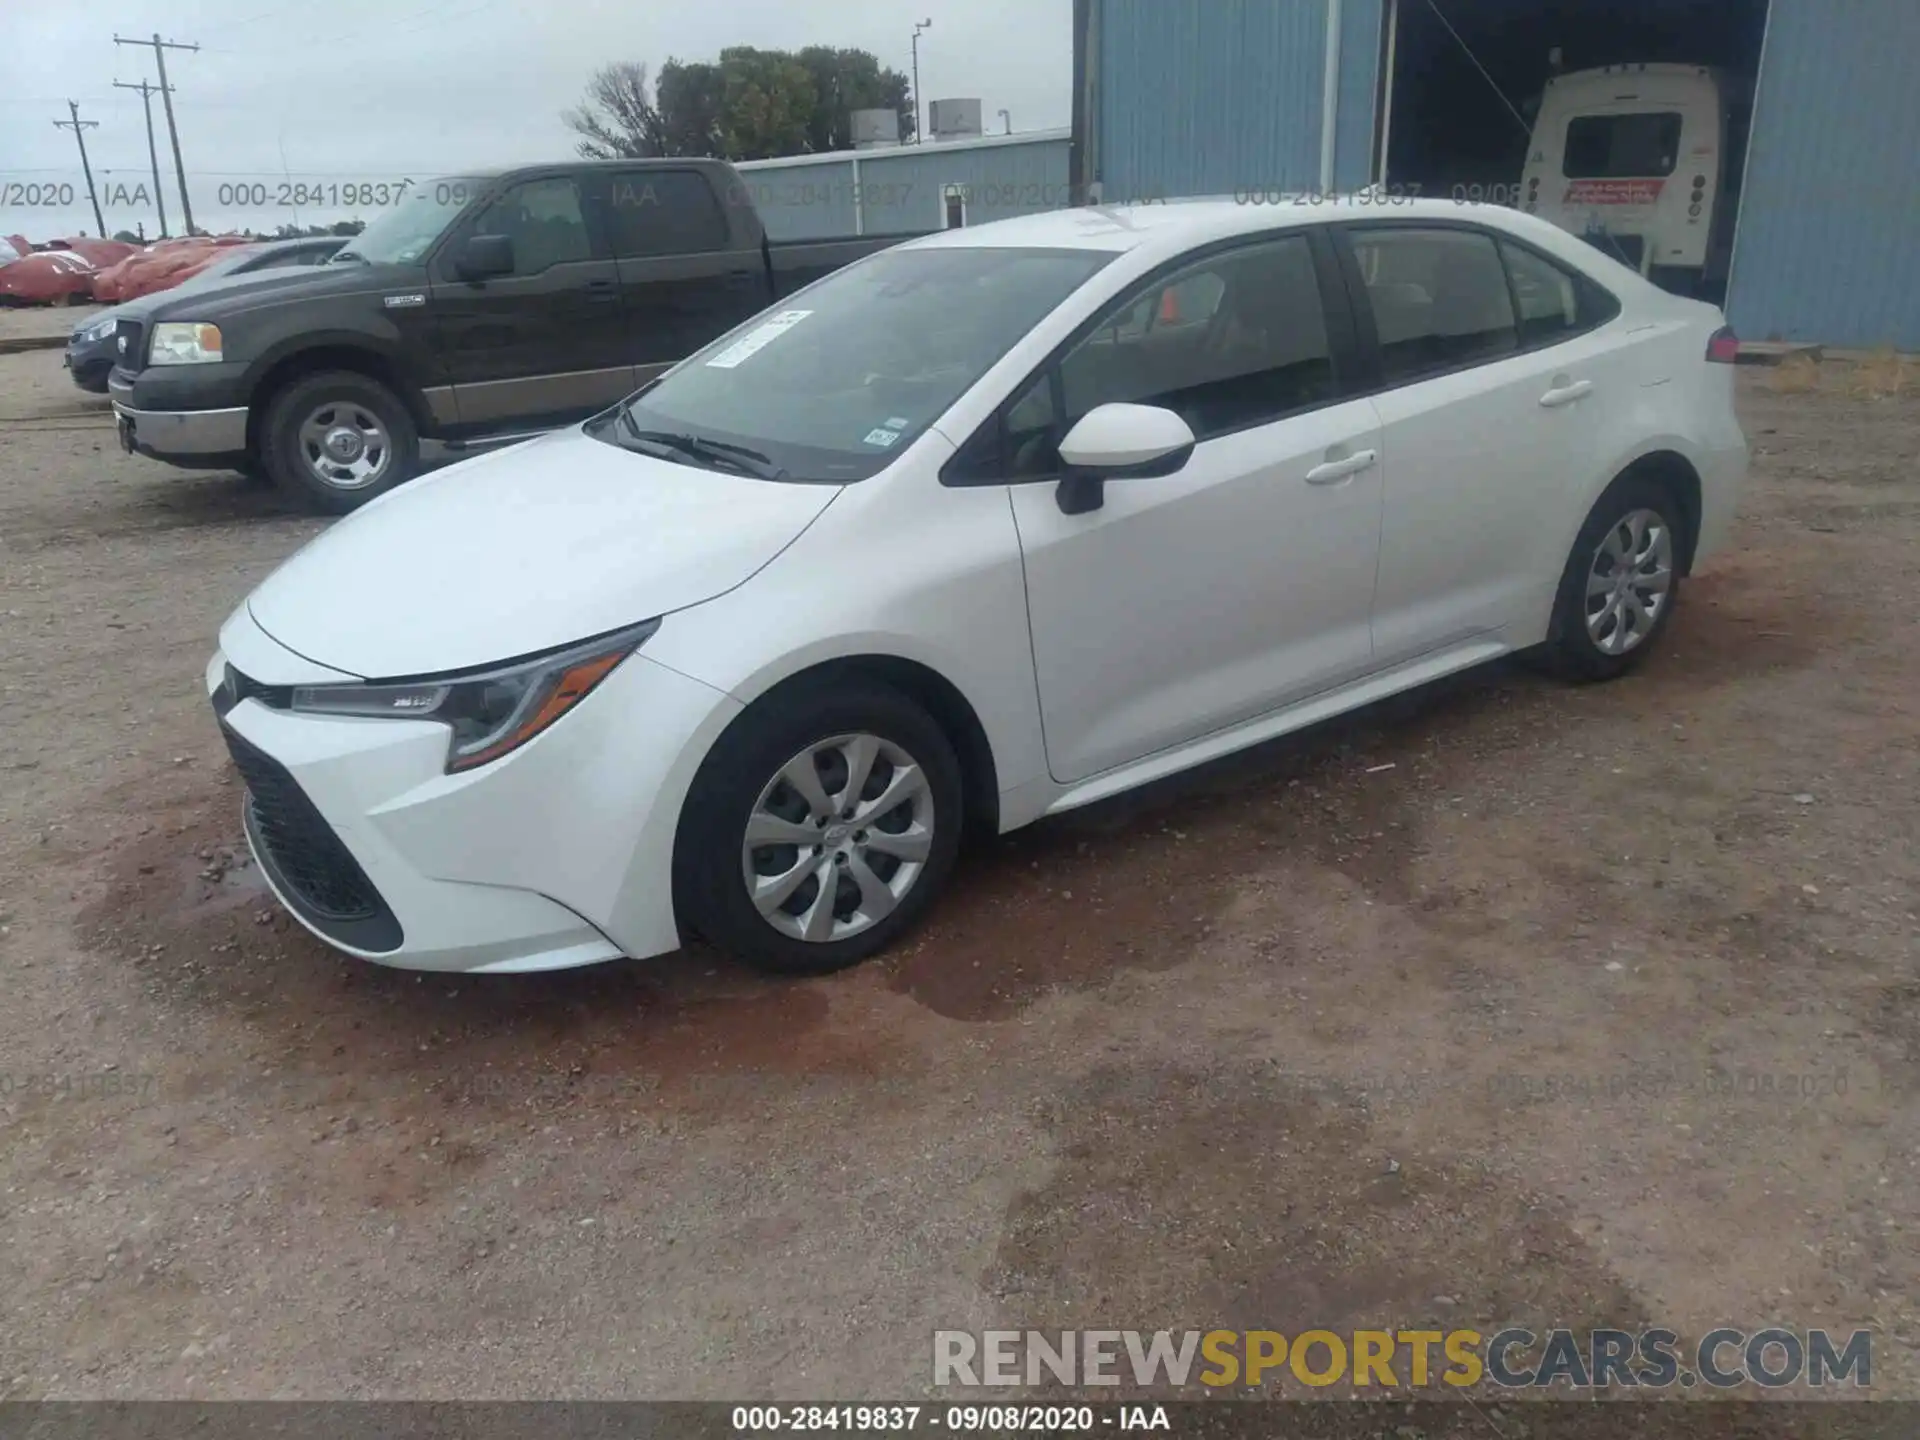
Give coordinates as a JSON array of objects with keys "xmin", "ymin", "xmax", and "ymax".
[{"xmin": 207, "ymin": 197, "xmax": 1746, "ymax": 976}]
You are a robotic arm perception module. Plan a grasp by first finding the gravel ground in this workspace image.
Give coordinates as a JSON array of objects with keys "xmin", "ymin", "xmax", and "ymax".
[{"xmin": 0, "ymin": 348, "xmax": 1915, "ymax": 1407}]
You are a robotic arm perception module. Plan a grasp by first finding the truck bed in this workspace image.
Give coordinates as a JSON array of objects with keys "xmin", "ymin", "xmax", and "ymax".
[{"xmin": 767, "ymin": 232, "xmax": 929, "ymax": 297}]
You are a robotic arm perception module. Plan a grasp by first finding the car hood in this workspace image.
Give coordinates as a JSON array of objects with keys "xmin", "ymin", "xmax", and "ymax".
[
  {"xmin": 246, "ymin": 427, "xmax": 840, "ymax": 678},
  {"xmin": 145, "ymin": 259, "xmax": 425, "ymax": 323}
]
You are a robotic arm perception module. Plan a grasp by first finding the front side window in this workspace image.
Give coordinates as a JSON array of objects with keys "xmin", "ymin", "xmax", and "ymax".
[
  {"xmin": 985, "ymin": 235, "xmax": 1334, "ymax": 480},
  {"xmin": 590, "ymin": 245, "xmax": 1112, "ymax": 483},
  {"xmin": 463, "ymin": 177, "xmax": 591, "ymax": 275},
  {"xmin": 1349, "ymin": 227, "xmax": 1517, "ymax": 383},
  {"xmin": 1563, "ymin": 112, "xmax": 1683, "ymax": 179}
]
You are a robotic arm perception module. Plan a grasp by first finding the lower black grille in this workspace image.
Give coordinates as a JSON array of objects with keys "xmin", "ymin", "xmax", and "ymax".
[{"xmin": 218, "ymin": 722, "xmax": 403, "ymax": 952}]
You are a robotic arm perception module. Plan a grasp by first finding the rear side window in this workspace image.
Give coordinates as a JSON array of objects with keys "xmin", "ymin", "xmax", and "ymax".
[
  {"xmin": 605, "ymin": 169, "xmax": 729, "ymax": 258},
  {"xmin": 1563, "ymin": 113, "xmax": 1683, "ymax": 179},
  {"xmin": 1349, "ymin": 227, "xmax": 1517, "ymax": 383},
  {"xmin": 1498, "ymin": 239, "xmax": 1619, "ymax": 346}
]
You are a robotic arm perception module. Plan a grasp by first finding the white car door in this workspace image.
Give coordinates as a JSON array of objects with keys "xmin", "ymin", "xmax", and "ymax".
[
  {"xmin": 1343, "ymin": 224, "xmax": 1626, "ymax": 665},
  {"xmin": 978, "ymin": 231, "xmax": 1386, "ymax": 786}
]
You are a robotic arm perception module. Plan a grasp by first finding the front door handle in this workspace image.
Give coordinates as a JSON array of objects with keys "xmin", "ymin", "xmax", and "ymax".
[
  {"xmin": 1539, "ymin": 379, "xmax": 1593, "ymax": 408},
  {"xmin": 722, "ymin": 270, "xmax": 758, "ymax": 290},
  {"xmin": 1305, "ymin": 448, "xmax": 1378, "ymax": 485},
  {"xmin": 585, "ymin": 279, "xmax": 619, "ymax": 303}
]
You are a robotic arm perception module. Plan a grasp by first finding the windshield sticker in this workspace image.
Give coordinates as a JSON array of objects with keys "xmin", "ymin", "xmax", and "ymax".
[
  {"xmin": 705, "ymin": 309, "xmax": 814, "ymax": 369},
  {"xmin": 885, "ymin": 416, "xmax": 911, "ymax": 430},
  {"xmin": 862, "ymin": 428, "xmax": 902, "ymax": 448}
]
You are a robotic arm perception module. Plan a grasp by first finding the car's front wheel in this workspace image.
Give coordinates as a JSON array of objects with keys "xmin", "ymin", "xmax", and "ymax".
[
  {"xmin": 260, "ymin": 370, "xmax": 418, "ymax": 514},
  {"xmin": 1544, "ymin": 475, "xmax": 1684, "ymax": 680},
  {"xmin": 675, "ymin": 677, "xmax": 964, "ymax": 975}
]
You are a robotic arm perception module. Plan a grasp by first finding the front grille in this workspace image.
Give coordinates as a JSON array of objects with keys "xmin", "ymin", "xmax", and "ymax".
[
  {"xmin": 214, "ymin": 664, "xmax": 293, "ymax": 716},
  {"xmin": 114, "ymin": 319, "xmax": 145, "ymax": 371},
  {"xmin": 218, "ymin": 722, "xmax": 403, "ymax": 952}
]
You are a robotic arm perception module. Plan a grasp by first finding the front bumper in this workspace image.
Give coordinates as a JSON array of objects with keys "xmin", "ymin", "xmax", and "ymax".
[
  {"xmin": 206, "ymin": 608, "xmax": 743, "ymax": 974},
  {"xmin": 110, "ymin": 361, "xmax": 252, "ymax": 466},
  {"xmin": 66, "ymin": 337, "xmax": 115, "ymax": 391},
  {"xmin": 111, "ymin": 397, "xmax": 249, "ymax": 461}
]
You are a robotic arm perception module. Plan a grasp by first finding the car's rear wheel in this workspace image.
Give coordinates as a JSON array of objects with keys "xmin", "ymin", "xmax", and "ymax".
[
  {"xmin": 675, "ymin": 677, "xmax": 964, "ymax": 975},
  {"xmin": 1543, "ymin": 476, "xmax": 1683, "ymax": 681},
  {"xmin": 260, "ymin": 370, "xmax": 418, "ymax": 514}
]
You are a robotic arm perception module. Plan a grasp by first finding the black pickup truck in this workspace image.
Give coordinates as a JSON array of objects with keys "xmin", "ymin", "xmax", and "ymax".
[{"xmin": 108, "ymin": 159, "xmax": 911, "ymax": 511}]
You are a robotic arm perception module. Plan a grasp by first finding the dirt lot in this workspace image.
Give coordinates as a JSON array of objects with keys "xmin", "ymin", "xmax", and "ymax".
[{"xmin": 0, "ymin": 347, "xmax": 1915, "ymax": 1410}]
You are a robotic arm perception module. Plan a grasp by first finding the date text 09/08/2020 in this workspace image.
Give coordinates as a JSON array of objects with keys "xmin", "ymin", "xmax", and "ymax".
[{"xmin": 730, "ymin": 1406, "xmax": 1167, "ymax": 1432}]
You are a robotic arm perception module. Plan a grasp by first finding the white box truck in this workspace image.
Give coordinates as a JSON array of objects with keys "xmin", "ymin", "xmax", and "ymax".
[{"xmin": 1519, "ymin": 63, "xmax": 1748, "ymax": 298}]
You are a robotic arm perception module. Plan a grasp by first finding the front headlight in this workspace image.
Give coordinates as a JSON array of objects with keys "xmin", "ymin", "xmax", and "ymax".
[
  {"xmin": 77, "ymin": 316, "xmax": 117, "ymax": 343},
  {"xmin": 289, "ymin": 620, "xmax": 658, "ymax": 773},
  {"xmin": 148, "ymin": 321, "xmax": 224, "ymax": 365}
]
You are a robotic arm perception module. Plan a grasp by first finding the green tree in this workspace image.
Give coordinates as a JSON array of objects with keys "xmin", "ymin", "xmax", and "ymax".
[
  {"xmin": 795, "ymin": 45, "xmax": 915, "ymax": 149},
  {"xmin": 563, "ymin": 47, "xmax": 914, "ymax": 161},
  {"xmin": 715, "ymin": 46, "xmax": 815, "ymax": 159},
  {"xmin": 654, "ymin": 59, "xmax": 726, "ymax": 158}
]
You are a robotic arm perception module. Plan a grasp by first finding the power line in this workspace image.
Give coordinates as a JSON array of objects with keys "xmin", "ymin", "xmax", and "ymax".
[
  {"xmin": 51, "ymin": 102, "xmax": 107, "ymax": 236},
  {"xmin": 114, "ymin": 33, "xmax": 201, "ymax": 233},
  {"xmin": 112, "ymin": 79, "xmax": 173, "ymax": 238}
]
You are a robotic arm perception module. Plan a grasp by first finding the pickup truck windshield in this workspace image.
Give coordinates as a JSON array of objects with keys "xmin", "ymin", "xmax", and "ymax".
[
  {"xmin": 591, "ymin": 245, "xmax": 1112, "ymax": 483},
  {"xmin": 331, "ymin": 178, "xmax": 486, "ymax": 265}
]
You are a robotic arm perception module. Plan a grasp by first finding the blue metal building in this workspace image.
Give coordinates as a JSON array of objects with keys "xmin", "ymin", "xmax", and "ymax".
[
  {"xmin": 1072, "ymin": 0, "xmax": 1920, "ymax": 349},
  {"xmin": 736, "ymin": 129, "xmax": 1071, "ymax": 241}
]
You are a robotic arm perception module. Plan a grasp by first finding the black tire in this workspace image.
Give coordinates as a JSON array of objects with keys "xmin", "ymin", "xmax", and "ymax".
[
  {"xmin": 1541, "ymin": 474, "xmax": 1684, "ymax": 682},
  {"xmin": 259, "ymin": 369, "xmax": 418, "ymax": 515},
  {"xmin": 674, "ymin": 676, "xmax": 965, "ymax": 976}
]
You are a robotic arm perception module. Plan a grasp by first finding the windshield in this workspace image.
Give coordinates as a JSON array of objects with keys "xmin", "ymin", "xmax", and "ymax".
[
  {"xmin": 589, "ymin": 245, "xmax": 1113, "ymax": 483},
  {"xmin": 331, "ymin": 177, "xmax": 486, "ymax": 265}
]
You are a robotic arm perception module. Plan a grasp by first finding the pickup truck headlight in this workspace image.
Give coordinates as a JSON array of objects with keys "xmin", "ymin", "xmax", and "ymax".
[
  {"xmin": 148, "ymin": 321, "xmax": 224, "ymax": 366},
  {"xmin": 75, "ymin": 315, "xmax": 117, "ymax": 343},
  {"xmin": 287, "ymin": 620, "xmax": 658, "ymax": 773}
]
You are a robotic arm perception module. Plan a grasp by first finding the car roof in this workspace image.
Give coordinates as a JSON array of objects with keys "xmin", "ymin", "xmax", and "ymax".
[
  {"xmin": 906, "ymin": 194, "xmax": 1551, "ymax": 256},
  {"xmin": 910, "ymin": 194, "xmax": 1657, "ymax": 288}
]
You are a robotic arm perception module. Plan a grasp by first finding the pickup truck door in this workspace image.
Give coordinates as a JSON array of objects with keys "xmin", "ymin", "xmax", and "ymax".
[
  {"xmin": 426, "ymin": 174, "xmax": 636, "ymax": 431},
  {"xmin": 599, "ymin": 167, "xmax": 769, "ymax": 380}
]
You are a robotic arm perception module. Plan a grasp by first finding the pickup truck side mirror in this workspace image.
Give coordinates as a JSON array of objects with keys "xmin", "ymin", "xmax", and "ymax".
[
  {"xmin": 455, "ymin": 233, "xmax": 515, "ymax": 281},
  {"xmin": 1054, "ymin": 402, "xmax": 1197, "ymax": 515}
]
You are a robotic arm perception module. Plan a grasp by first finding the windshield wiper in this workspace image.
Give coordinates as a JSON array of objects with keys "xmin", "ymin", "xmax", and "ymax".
[{"xmin": 616, "ymin": 415, "xmax": 787, "ymax": 480}]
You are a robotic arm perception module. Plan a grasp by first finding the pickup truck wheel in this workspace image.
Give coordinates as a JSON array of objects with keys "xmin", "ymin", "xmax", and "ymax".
[{"xmin": 261, "ymin": 371, "xmax": 418, "ymax": 514}]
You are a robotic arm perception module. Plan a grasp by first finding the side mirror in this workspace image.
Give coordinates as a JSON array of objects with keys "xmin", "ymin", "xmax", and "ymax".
[
  {"xmin": 455, "ymin": 233, "xmax": 514, "ymax": 281},
  {"xmin": 1054, "ymin": 402, "xmax": 1196, "ymax": 515}
]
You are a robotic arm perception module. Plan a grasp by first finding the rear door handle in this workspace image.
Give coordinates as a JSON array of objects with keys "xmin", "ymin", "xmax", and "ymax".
[
  {"xmin": 1539, "ymin": 379, "xmax": 1593, "ymax": 408},
  {"xmin": 585, "ymin": 278, "xmax": 619, "ymax": 303},
  {"xmin": 723, "ymin": 269, "xmax": 758, "ymax": 290},
  {"xmin": 1305, "ymin": 448, "xmax": 1378, "ymax": 485}
]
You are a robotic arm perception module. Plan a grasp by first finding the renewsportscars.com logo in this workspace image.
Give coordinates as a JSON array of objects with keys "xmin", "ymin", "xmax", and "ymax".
[{"xmin": 933, "ymin": 1328, "xmax": 1871, "ymax": 1391}]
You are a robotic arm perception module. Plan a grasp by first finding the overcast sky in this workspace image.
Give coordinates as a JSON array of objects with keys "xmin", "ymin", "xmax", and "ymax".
[{"xmin": 2, "ymin": 0, "xmax": 1072, "ymax": 241}]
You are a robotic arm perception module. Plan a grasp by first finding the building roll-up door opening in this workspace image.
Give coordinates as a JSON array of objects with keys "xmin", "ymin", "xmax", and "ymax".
[{"xmin": 1374, "ymin": 0, "xmax": 1771, "ymax": 303}]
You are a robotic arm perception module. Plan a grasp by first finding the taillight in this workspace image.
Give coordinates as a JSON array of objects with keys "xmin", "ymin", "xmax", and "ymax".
[{"xmin": 1705, "ymin": 326, "xmax": 1741, "ymax": 364}]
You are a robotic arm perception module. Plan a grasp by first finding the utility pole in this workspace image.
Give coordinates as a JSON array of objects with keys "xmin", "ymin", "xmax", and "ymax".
[
  {"xmin": 114, "ymin": 33, "xmax": 199, "ymax": 234},
  {"xmin": 113, "ymin": 79, "xmax": 171, "ymax": 238},
  {"xmin": 911, "ymin": 19, "xmax": 932, "ymax": 144},
  {"xmin": 52, "ymin": 102, "xmax": 107, "ymax": 236}
]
